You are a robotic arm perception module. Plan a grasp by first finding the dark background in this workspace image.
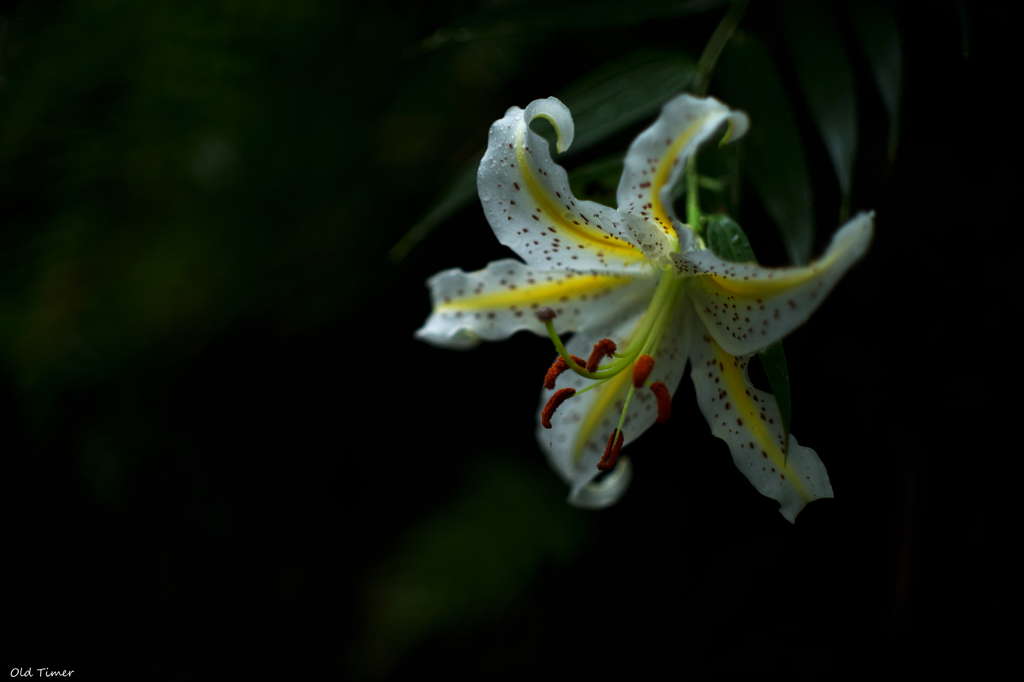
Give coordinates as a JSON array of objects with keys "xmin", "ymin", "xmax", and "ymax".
[{"xmin": 3, "ymin": 0, "xmax": 1002, "ymax": 678}]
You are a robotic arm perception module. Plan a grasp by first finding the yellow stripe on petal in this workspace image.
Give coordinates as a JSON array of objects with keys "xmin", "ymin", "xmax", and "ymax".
[
  {"xmin": 704, "ymin": 267, "xmax": 818, "ymax": 296},
  {"xmin": 515, "ymin": 133, "xmax": 641, "ymax": 261},
  {"xmin": 689, "ymin": 242, "xmax": 849, "ymax": 297},
  {"xmin": 710, "ymin": 340, "xmax": 811, "ymax": 501},
  {"xmin": 417, "ymin": 258, "xmax": 657, "ymax": 349},
  {"xmin": 649, "ymin": 118, "xmax": 704, "ymax": 230},
  {"xmin": 689, "ymin": 320, "xmax": 832, "ymax": 523},
  {"xmin": 479, "ymin": 98, "xmax": 648, "ymax": 274},
  {"xmin": 435, "ymin": 268, "xmax": 634, "ymax": 313},
  {"xmin": 617, "ymin": 95, "xmax": 749, "ymax": 242}
]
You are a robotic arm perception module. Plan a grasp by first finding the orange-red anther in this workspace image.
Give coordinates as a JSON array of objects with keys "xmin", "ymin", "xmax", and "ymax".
[
  {"xmin": 541, "ymin": 388, "xmax": 576, "ymax": 429},
  {"xmin": 586, "ymin": 338, "xmax": 618, "ymax": 372},
  {"xmin": 650, "ymin": 381, "xmax": 672, "ymax": 424},
  {"xmin": 632, "ymin": 355, "xmax": 655, "ymax": 388},
  {"xmin": 598, "ymin": 429, "xmax": 625, "ymax": 471},
  {"xmin": 543, "ymin": 354, "xmax": 587, "ymax": 390}
]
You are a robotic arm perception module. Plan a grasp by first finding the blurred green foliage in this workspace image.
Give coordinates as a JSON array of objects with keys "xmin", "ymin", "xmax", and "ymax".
[
  {"xmin": 1, "ymin": 0, "xmax": 921, "ymax": 676},
  {"xmin": 3, "ymin": 1, "xmax": 358, "ymax": 396},
  {"xmin": 352, "ymin": 455, "xmax": 590, "ymax": 678}
]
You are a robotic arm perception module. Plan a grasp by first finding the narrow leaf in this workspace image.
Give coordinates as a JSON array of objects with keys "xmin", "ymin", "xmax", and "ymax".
[
  {"xmin": 716, "ymin": 31, "xmax": 814, "ymax": 265},
  {"xmin": 783, "ymin": 0, "xmax": 858, "ymax": 216},
  {"xmin": 704, "ymin": 212, "xmax": 792, "ymax": 455},
  {"xmin": 849, "ymin": 1, "xmax": 903, "ymax": 162}
]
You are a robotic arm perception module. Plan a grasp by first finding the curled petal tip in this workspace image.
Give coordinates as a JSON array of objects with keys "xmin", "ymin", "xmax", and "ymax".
[{"xmin": 525, "ymin": 97, "xmax": 575, "ymax": 153}]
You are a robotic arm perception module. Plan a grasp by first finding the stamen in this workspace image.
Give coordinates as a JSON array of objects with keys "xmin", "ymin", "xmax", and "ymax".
[
  {"xmin": 598, "ymin": 429, "xmax": 625, "ymax": 471},
  {"xmin": 632, "ymin": 355, "xmax": 655, "ymax": 388},
  {"xmin": 544, "ymin": 354, "xmax": 587, "ymax": 390},
  {"xmin": 650, "ymin": 381, "xmax": 672, "ymax": 424},
  {"xmin": 541, "ymin": 388, "xmax": 575, "ymax": 429},
  {"xmin": 586, "ymin": 338, "xmax": 618, "ymax": 372}
]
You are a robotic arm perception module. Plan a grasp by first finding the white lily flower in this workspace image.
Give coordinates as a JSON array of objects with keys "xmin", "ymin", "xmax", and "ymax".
[{"xmin": 416, "ymin": 94, "xmax": 872, "ymax": 522}]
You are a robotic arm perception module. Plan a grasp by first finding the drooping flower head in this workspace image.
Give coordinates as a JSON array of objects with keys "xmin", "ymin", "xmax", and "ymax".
[{"xmin": 417, "ymin": 94, "xmax": 872, "ymax": 522}]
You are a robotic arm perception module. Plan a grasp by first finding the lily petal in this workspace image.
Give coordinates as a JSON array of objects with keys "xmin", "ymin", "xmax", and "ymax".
[
  {"xmin": 537, "ymin": 288, "xmax": 693, "ymax": 508},
  {"xmin": 478, "ymin": 98, "xmax": 649, "ymax": 274},
  {"xmin": 675, "ymin": 212, "xmax": 874, "ymax": 356},
  {"xmin": 415, "ymin": 258, "xmax": 655, "ymax": 349},
  {"xmin": 689, "ymin": 318, "xmax": 832, "ymax": 522},
  {"xmin": 617, "ymin": 95, "xmax": 749, "ymax": 245}
]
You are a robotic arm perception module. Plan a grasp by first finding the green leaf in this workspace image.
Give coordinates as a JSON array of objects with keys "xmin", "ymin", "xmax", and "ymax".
[
  {"xmin": 783, "ymin": 0, "xmax": 858, "ymax": 218},
  {"xmin": 758, "ymin": 341, "xmax": 792, "ymax": 461},
  {"xmin": 849, "ymin": 1, "xmax": 903, "ymax": 162},
  {"xmin": 390, "ymin": 49, "xmax": 697, "ymax": 263},
  {"xmin": 704, "ymin": 213, "xmax": 755, "ymax": 263},
  {"xmin": 704, "ymin": 213, "xmax": 792, "ymax": 457},
  {"xmin": 716, "ymin": 31, "xmax": 814, "ymax": 265}
]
